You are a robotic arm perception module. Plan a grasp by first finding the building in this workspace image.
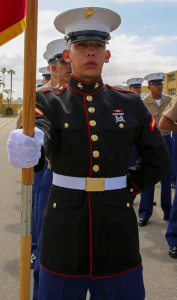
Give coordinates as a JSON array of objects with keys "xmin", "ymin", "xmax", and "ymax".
[
  {"xmin": 164, "ymin": 70, "xmax": 177, "ymax": 97},
  {"xmin": 0, "ymin": 93, "xmax": 22, "ymax": 116}
]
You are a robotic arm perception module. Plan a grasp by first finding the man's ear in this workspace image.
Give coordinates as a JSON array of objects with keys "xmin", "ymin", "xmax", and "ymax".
[
  {"xmin": 63, "ymin": 49, "xmax": 71, "ymax": 63},
  {"xmin": 105, "ymin": 50, "xmax": 111, "ymax": 63},
  {"xmin": 51, "ymin": 64, "xmax": 57, "ymax": 74}
]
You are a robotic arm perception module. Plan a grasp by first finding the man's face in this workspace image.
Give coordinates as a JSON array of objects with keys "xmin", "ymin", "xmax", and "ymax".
[
  {"xmin": 148, "ymin": 83, "xmax": 163, "ymax": 95},
  {"xmin": 56, "ymin": 60, "xmax": 72, "ymax": 83},
  {"xmin": 130, "ymin": 86, "xmax": 142, "ymax": 95},
  {"xmin": 63, "ymin": 41, "xmax": 110, "ymax": 81}
]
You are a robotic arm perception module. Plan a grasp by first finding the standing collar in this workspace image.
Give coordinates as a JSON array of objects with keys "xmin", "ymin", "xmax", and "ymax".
[{"xmin": 68, "ymin": 73, "xmax": 104, "ymax": 94}]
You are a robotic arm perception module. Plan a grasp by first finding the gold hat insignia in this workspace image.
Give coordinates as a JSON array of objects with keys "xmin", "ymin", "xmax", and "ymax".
[
  {"xmin": 157, "ymin": 73, "xmax": 160, "ymax": 76},
  {"xmin": 136, "ymin": 78, "xmax": 139, "ymax": 81},
  {"xmin": 85, "ymin": 8, "xmax": 95, "ymax": 19}
]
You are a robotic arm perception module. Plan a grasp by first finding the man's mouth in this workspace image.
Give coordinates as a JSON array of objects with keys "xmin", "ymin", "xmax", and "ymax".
[{"xmin": 85, "ymin": 61, "xmax": 97, "ymax": 67}]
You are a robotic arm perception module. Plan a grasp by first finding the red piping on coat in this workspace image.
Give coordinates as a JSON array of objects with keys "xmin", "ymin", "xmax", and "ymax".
[
  {"xmin": 84, "ymin": 94, "xmax": 93, "ymax": 276},
  {"xmin": 42, "ymin": 85, "xmax": 66, "ymax": 95},
  {"xmin": 71, "ymin": 73, "xmax": 102, "ymax": 84},
  {"xmin": 91, "ymin": 263, "xmax": 142, "ymax": 279},
  {"xmin": 40, "ymin": 263, "xmax": 89, "ymax": 277},
  {"xmin": 40, "ymin": 263, "xmax": 142, "ymax": 279},
  {"xmin": 106, "ymin": 83, "xmax": 135, "ymax": 93}
]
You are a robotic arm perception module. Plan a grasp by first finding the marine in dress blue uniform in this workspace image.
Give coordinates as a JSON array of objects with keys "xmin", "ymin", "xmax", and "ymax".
[
  {"xmin": 31, "ymin": 7, "xmax": 171, "ymax": 300},
  {"xmin": 159, "ymin": 96, "xmax": 177, "ymax": 258},
  {"xmin": 138, "ymin": 73, "xmax": 173, "ymax": 226}
]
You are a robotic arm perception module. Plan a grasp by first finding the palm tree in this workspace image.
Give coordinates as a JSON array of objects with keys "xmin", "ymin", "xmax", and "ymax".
[
  {"xmin": 4, "ymin": 89, "xmax": 12, "ymax": 116},
  {"xmin": 1, "ymin": 68, "xmax": 7, "ymax": 94},
  {"xmin": 0, "ymin": 80, "xmax": 5, "ymax": 93},
  {"xmin": 7, "ymin": 69, "xmax": 16, "ymax": 100}
]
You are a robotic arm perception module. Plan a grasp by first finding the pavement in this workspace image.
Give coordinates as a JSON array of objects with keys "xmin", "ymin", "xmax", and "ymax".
[{"xmin": 0, "ymin": 118, "xmax": 177, "ymax": 300}]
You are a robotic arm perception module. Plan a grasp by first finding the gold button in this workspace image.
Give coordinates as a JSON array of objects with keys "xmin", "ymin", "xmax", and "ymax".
[
  {"xmin": 130, "ymin": 188, "xmax": 134, "ymax": 193},
  {"xmin": 91, "ymin": 135, "xmax": 98, "ymax": 141},
  {"xmin": 60, "ymin": 86, "xmax": 63, "ymax": 90},
  {"xmin": 88, "ymin": 107, "xmax": 95, "ymax": 113},
  {"xmin": 94, "ymin": 83, "xmax": 99, "ymax": 89},
  {"xmin": 53, "ymin": 203, "xmax": 57, "ymax": 208},
  {"xmin": 89, "ymin": 120, "xmax": 96, "ymax": 127},
  {"xmin": 93, "ymin": 165, "xmax": 99, "ymax": 172},
  {"xmin": 119, "ymin": 123, "xmax": 124, "ymax": 128},
  {"xmin": 93, "ymin": 150, "xmax": 99, "ymax": 158},
  {"xmin": 86, "ymin": 95, "xmax": 93, "ymax": 102},
  {"xmin": 127, "ymin": 203, "xmax": 130, "ymax": 208},
  {"xmin": 64, "ymin": 123, "xmax": 69, "ymax": 128},
  {"xmin": 77, "ymin": 83, "xmax": 83, "ymax": 89}
]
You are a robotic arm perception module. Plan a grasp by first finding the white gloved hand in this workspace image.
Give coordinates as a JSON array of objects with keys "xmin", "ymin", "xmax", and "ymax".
[{"xmin": 7, "ymin": 127, "xmax": 44, "ymax": 168}]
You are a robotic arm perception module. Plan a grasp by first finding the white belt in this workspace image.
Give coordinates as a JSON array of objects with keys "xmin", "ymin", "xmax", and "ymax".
[{"xmin": 52, "ymin": 173, "xmax": 127, "ymax": 192}]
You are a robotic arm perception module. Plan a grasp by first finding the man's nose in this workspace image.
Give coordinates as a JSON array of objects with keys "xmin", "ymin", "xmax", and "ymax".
[{"xmin": 87, "ymin": 48, "xmax": 95, "ymax": 56}]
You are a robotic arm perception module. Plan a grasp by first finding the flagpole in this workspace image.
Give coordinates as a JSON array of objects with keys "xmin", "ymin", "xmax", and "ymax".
[{"xmin": 20, "ymin": 0, "xmax": 38, "ymax": 299}]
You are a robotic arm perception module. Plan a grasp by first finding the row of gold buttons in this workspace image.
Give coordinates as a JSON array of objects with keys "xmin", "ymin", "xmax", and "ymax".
[{"xmin": 86, "ymin": 95, "xmax": 100, "ymax": 173}]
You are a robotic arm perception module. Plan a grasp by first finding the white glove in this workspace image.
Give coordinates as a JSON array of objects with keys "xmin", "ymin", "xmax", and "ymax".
[{"xmin": 7, "ymin": 127, "xmax": 44, "ymax": 168}]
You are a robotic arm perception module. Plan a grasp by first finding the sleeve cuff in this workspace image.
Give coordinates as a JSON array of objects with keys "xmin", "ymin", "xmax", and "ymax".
[{"xmin": 129, "ymin": 181, "xmax": 141, "ymax": 196}]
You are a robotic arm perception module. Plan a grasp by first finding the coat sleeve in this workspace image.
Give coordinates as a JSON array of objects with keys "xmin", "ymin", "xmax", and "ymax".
[
  {"xmin": 34, "ymin": 90, "xmax": 53, "ymax": 172},
  {"xmin": 127, "ymin": 95, "xmax": 171, "ymax": 196}
]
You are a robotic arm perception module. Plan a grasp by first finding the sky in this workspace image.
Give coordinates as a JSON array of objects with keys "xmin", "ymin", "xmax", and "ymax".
[{"xmin": 0, "ymin": 0, "xmax": 177, "ymax": 100}]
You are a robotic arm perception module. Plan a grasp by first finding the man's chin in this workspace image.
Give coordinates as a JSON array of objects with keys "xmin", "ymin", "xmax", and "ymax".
[{"xmin": 83, "ymin": 70, "xmax": 100, "ymax": 80}]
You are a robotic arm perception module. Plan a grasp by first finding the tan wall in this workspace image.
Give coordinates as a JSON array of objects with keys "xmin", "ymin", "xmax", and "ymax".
[
  {"xmin": 141, "ymin": 86, "xmax": 149, "ymax": 93},
  {"xmin": 0, "ymin": 94, "xmax": 23, "ymax": 116}
]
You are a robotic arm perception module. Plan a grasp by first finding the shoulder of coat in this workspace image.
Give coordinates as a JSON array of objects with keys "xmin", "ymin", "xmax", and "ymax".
[
  {"xmin": 41, "ymin": 84, "xmax": 66, "ymax": 95},
  {"xmin": 162, "ymin": 94, "xmax": 173, "ymax": 101},
  {"xmin": 106, "ymin": 83, "xmax": 135, "ymax": 94}
]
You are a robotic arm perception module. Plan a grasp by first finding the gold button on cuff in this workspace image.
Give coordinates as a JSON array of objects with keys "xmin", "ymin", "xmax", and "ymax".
[
  {"xmin": 93, "ymin": 165, "xmax": 100, "ymax": 172},
  {"xmin": 53, "ymin": 203, "xmax": 57, "ymax": 208},
  {"xmin": 130, "ymin": 188, "xmax": 134, "ymax": 193},
  {"xmin": 127, "ymin": 203, "xmax": 130, "ymax": 208},
  {"xmin": 89, "ymin": 120, "xmax": 96, "ymax": 127},
  {"xmin": 64, "ymin": 123, "xmax": 69, "ymax": 128},
  {"xmin": 91, "ymin": 135, "xmax": 98, "ymax": 142},
  {"xmin": 88, "ymin": 107, "xmax": 95, "ymax": 113},
  {"xmin": 93, "ymin": 150, "xmax": 99, "ymax": 158},
  {"xmin": 119, "ymin": 123, "xmax": 124, "ymax": 128},
  {"xmin": 86, "ymin": 95, "xmax": 93, "ymax": 102}
]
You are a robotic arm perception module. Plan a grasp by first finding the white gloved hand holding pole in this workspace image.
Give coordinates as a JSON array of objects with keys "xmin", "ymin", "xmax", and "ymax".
[{"xmin": 7, "ymin": 127, "xmax": 44, "ymax": 168}]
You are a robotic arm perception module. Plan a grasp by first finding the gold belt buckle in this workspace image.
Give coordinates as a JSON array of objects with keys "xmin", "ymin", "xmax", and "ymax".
[{"xmin": 85, "ymin": 178, "xmax": 105, "ymax": 192}]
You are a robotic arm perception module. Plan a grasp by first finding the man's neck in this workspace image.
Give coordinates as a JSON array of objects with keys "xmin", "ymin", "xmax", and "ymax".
[
  {"xmin": 51, "ymin": 77, "xmax": 59, "ymax": 88},
  {"xmin": 59, "ymin": 80, "xmax": 68, "ymax": 87},
  {"xmin": 151, "ymin": 93, "xmax": 161, "ymax": 100},
  {"xmin": 72, "ymin": 73, "xmax": 101, "ymax": 83}
]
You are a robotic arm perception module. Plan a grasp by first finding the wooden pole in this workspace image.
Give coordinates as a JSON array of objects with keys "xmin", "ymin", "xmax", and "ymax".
[{"xmin": 20, "ymin": 0, "xmax": 38, "ymax": 299}]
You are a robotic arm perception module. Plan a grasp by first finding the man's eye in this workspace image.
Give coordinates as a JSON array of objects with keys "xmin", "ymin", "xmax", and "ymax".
[
  {"xmin": 96, "ymin": 44, "xmax": 103, "ymax": 48},
  {"xmin": 78, "ymin": 43, "xmax": 85, "ymax": 47}
]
